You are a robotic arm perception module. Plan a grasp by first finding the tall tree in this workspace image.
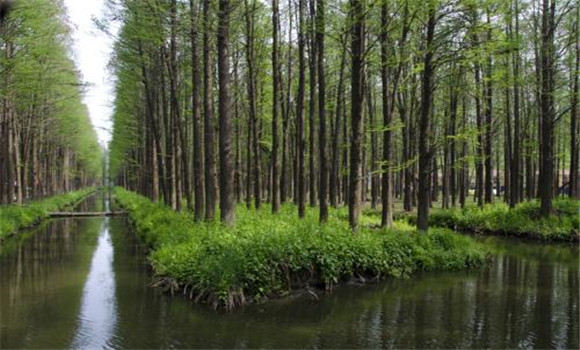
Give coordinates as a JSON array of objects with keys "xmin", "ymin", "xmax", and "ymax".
[
  {"xmin": 349, "ymin": 0, "xmax": 365, "ymax": 230},
  {"xmin": 330, "ymin": 38, "xmax": 347, "ymax": 208},
  {"xmin": 538, "ymin": 0, "xmax": 555, "ymax": 217},
  {"xmin": 204, "ymin": 0, "xmax": 217, "ymax": 219},
  {"xmin": 297, "ymin": 0, "xmax": 307, "ymax": 218},
  {"xmin": 217, "ymin": 0, "xmax": 235, "ymax": 224},
  {"xmin": 244, "ymin": 0, "xmax": 262, "ymax": 209},
  {"xmin": 484, "ymin": 10, "xmax": 494, "ymax": 204},
  {"xmin": 417, "ymin": 3, "xmax": 436, "ymax": 231},
  {"xmin": 190, "ymin": 0, "xmax": 205, "ymax": 220},
  {"xmin": 271, "ymin": 0, "xmax": 281, "ymax": 213},
  {"xmin": 570, "ymin": 3, "xmax": 579, "ymax": 199},
  {"xmin": 308, "ymin": 0, "xmax": 317, "ymax": 207},
  {"xmin": 317, "ymin": 0, "xmax": 328, "ymax": 222},
  {"xmin": 510, "ymin": 0, "xmax": 521, "ymax": 207},
  {"xmin": 380, "ymin": 0, "xmax": 392, "ymax": 228}
]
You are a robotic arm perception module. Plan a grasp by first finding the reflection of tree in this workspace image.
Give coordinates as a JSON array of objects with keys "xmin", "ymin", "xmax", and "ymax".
[
  {"xmin": 566, "ymin": 269, "xmax": 579, "ymax": 349},
  {"xmin": 0, "ymin": 218, "xmax": 101, "ymax": 348},
  {"xmin": 3, "ymin": 219, "xmax": 576, "ymax": 349}
]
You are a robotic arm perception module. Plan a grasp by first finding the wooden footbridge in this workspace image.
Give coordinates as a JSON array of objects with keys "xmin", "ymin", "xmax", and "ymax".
[{"xmin": 49, "ymin": 211, "xmax": 127, "ymax": 218}]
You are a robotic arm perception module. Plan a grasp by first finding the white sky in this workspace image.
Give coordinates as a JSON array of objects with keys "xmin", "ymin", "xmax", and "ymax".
[{"xmin": 64, "ymin": 0, "xmax": 117, "ymax": 147}]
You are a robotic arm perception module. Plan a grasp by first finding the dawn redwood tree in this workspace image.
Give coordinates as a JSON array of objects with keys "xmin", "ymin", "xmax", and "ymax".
[
  {"xmin": 471, "ymin": 10, "xmax": 484, "ymax": 208},
  {"xmin": 510, "ymin": 0, "xmax": 521, "ymax": 207},
  {"xmin": 317, "ymin": 0, "xmax": 328, "ymax": 222},
  {"xmin": 570, "ymin": 2, "xmax": 579, "ymax": 199},
  {"xmin": 297, "ymin": 0, "xmax": 307, "ymax": 218},
  {"xmin": 538, "ymin": 0, "xmax": 555, "ymax": 217},
  {"xmin": 190, "ymin": 0, "xmax": 205, "ymax": 220},
  {"xmin": 204, "ymin": 0, "xmax": 217, "ymax": 220},
  {"xmin": 217, "ymin": 0, "xmax": 235, "ymax": 224},
  {"xmin": 417, "ymin": 2, "xmax": 436, "ymax": 231},
  {"xmin": 106, "ymin": 0, "xmax": 579, "ymax": 231},
  {"xmin": 0, "ymin": 0, "xmax": 101, "ymax": 204},
  {"xmin": 380, "ymin": 0, "xmax": 392, "ymax": 228},
  {"xmin": 484, "ymin": 10, "xmax": 494, "ymax": 204},
  {"xmin": 245, "ymin": 0, "xmax": 263, "ymax": 210},
  {"xmin": 271, "ymin": 0, "xmax": 281, "ymax": 213},
  {"xmin": 330, "ymin": 39, "xmax": 347, "ymax": 208},
  {"xmin": 308, "ymin": 0, "xmax": 317, "ymax": 208},
  {"xmin": 349, "ymin": 0, "xmax": 365, "ymax": 230}
]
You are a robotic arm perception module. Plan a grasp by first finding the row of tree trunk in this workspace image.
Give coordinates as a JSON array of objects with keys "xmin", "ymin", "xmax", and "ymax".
[
  {"xmin": 110, "ymin": 0, "xmax": 579, "ymax": 229},
  {"xmin": 0, "ymin": 1, "xmax": 101, "ymax": 205}
]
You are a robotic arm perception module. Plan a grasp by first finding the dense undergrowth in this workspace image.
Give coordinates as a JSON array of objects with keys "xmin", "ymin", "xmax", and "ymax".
[
  {"xmin": 114, "ymin": 187, "xmax": 487, "ymax": 310},
  {"xmin": 395, "ymin": 198, "xmax": 579, "ymax": 241},
  {"xmin": 0, "ymin": 188, "xmax": 95, "ymax": 240}
]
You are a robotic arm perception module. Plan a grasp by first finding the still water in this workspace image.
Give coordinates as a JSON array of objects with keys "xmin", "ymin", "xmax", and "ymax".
[{"xmin": 0, "ymin": 196, "xmax": 578, "ymax": 349}]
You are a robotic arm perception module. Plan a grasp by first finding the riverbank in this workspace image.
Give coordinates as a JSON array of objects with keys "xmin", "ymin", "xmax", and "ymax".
[
  {"xmin": 114, "ymin": 188, "xmax": 487, "ymax": 310},
  {"xmin": 0, "ymin": 188, "xmax": 95, "ymax": 240},
  {"xmin": 394, "ymin": 198, "xmax": 579, "ymax": 242}
]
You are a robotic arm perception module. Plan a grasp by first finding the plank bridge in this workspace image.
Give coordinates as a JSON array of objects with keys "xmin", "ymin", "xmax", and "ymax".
[{"xmin": 49, "ymin": 211, "xmax": 128, "ymax": 218}]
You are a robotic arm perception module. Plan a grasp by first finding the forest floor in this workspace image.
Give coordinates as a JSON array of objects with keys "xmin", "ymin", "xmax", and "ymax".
[
  {"xmin": 370, "ymin": 197, "xmax": 579, "ymax": 242},
  {"xmin": 114, "ymin": 188, "xmax": 488, "ymax": 310}
]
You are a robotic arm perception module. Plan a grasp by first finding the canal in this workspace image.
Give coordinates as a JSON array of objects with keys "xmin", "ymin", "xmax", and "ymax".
[{"xmin": 0, "ymin": 195, "xmax": 577, "ymax": 348}]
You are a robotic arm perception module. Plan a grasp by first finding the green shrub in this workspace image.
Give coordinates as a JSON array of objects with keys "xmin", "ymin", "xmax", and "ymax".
[
  {"xmin": 0, "ymin": 188, "xmax": 95, "ymax": 239},
  {"xmin": 115, "ymin": 187, "xmax": 488, "ymax": 309},
  {"xmin": 424, "ymin": 197, "xmax": 579, "ymax": 241}
]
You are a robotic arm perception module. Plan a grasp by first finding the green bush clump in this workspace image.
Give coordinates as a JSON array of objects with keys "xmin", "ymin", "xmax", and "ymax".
[
  {"xmin": 0, "ymin": 188, "xmax": 95, "ymax": 239},
  {"xmin": 115, "ymin": 188, "xmax": 488, "ymax": 310},
  {"xmin": 424, "ymin": 198, "xmax": 579, "ymax": 241}
]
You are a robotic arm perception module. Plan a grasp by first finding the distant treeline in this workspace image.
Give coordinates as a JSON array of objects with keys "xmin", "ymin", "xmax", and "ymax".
[{"xmin": 0, "ymin": 0, "xmax": 102, "ymax": 205}]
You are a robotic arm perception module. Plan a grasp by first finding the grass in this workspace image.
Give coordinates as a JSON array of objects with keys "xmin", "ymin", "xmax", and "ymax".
[
  {"xmin": 0, "ymin": 188, "xmax": 95, "ymax": 240},
  {"xmin": 394, "ymin": 197, "xmax": 579, "ymax": 241},
  {"xmin": 114, "ymin": 187, "xmax": 488, "ymax": 310}
]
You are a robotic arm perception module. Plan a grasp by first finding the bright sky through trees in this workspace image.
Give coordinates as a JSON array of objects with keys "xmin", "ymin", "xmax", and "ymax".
[{"xmin": 64, "ymin": 0, "xmax": 117, "ymax": 146}]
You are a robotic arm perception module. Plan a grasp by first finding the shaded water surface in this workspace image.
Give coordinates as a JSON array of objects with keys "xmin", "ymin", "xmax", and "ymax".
[{"xmin": 0, "ymin": 195, "xmax": 578, "ymax": 349}]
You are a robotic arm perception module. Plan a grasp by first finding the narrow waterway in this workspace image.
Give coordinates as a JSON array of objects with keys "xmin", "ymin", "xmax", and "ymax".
[{"xmin": 0, "ymin": 195, "xmax": 578, "ymax": 349}]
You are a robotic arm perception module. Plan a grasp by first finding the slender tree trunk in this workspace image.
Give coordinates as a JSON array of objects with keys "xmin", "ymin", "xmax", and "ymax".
[
  {"xmin": 342, "ymin": 95, "xmax": 349, "ymax": 205},
  {"xmin": 474, "ymin": 63, "xmax": 484, "ymax": 207},
  {"xmin": 432, "ymin": 149, "xmax": 438, "ymax": 204},
  {"xmin": 484, "ymin": 12, "xmax": 494, "ymax": 204},
  {"xmin": 449, "ymin": 70, "xmax": 458, "ymax": 207},
  {"xmin": 538, "ymin": 0, "xmax": 555, "ymax": 217},
  {"xmin": 380, "ymin": 1, "xmax": 392, "ymax": 227},
  {"xmin": 204, "ymin": 0, "xmax": 217, "ymax": 219},
  {"xmin": 330, "ymin": 45, "xmax": 346, "ymax": 208},
  {"xmin": 281, "ymin": 1, "xmax": 293, "ymax": 204},
  {"xmin": 317, "ymin": 0, "xmax": 328, "ymax": 222},
  {"xmin": 505, "ymin": 81, "xmax": 512, "ymax": 204},
  {"xmin": 570, "ymin": 3, "xmax": 579, "ymax": 198},
  {"xmin": 217, "ymin": 0, "xmax": 235, "ymax": 224},
  {"xmin": 349, "ymin": 0, "xmax": 366, "ymax": 231},
  {"xmin": 510, "ymin": 0, "xmax": 521, "ymax": 207},
  {"xmin": 417, "ymin": 5, "xmax": 436, "ymax": 231},
  {"xmin": 368, "ymin": 82, "xmax": 378, "ymax": 209},
  {"xmin": 271, "ymin": 0, "xmax": 281, "ymax": 212},
  {"xmin": 244, "ymin": 0, "xmax": 262, "ymax": 209},
  {"xmin": 160, "ymin": 49, "xmax": 176, "ymax": 209},
  {"xmin": 297, "ymin": 0, "xmax": 307, "ymax": 218},
  {"xmin": 308, "ymin": 0, "xmax": 317, "ymax": 207},
  {"xmin": 190, "ymin": 0, "xmax": 205, "ymax": 220},
  {"xmin": 234, "ymin": 52, "xmax": 243, "ymax": 203},
  {"xmin": 169, "ymin": 0, "xmax": 187, "ymax": 211},
  {"xmin": 459, "ymin": 92, "xmax": 468, "ymax": 208}
]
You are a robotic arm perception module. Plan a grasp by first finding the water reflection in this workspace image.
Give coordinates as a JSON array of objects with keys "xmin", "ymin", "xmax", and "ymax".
[
  {"xmin": 70, "ymin": 218, "xmax": 117, "ymax": 349},
  {"xmin": 0, "ymin": 218, "xmax": 101, "ymax": 348},
  {"xmin": 0, "ymin": 202, "xmax": 578, "ymax": 349},
  {"xmin": 107, "ymin": 224, "xmax": 579, "ymax": 349}
]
